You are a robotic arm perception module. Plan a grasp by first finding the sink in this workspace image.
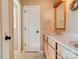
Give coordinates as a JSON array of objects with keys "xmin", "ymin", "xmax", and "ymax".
[{"xmin": 69, "ymin": 41, "xmax": 78, "ymax": 49}]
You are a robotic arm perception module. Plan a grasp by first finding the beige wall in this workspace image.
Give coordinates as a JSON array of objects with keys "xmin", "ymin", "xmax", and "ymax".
[
  {"xmin": 21, "ymin": 0, "xmax": 55, "ymax": 50},
  {"xmin": 66, "ymin": 0, "xmax": 78, "ymax": 33},
  {"xmin": 0, "ymin": 0, "xmax": 2, "ymax": 58},
  {"xmin": 0, "ymin": 0, "xmax": 2, "ymax": 33},
  {"xmin": 0, "ymin": 0, "xmax": 2, "ymax": 32}
]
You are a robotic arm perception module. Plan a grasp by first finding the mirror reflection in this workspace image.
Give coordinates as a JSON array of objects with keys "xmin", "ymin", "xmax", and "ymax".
[{"xmin": 54, "ymin": 1, "xmax": 66, "ymax": 31}]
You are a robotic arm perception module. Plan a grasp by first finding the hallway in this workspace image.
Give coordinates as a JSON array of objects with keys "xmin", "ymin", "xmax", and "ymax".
[{"xmin": 14, "ymin": 51, "xmax": 46, "ymax": 59}]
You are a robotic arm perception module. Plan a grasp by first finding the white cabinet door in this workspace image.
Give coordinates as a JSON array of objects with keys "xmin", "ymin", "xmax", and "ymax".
[
  {"xmin": 48, "ymin": 44, "xmax": 56, "ymax": 59},
  {"xmin": 48, "ymin": 38, "xmax": 56, "ymax": 59},
  {"xmin": 48, "ymin": 38, "xmax": 56, "ymax": 49},
  {"xmin": 23, "ymin": 6, "xmax": 40, "ymax": 51},
  {"xmin": 58, "ymin": 44, "xmax": 78, "ymax": 59}
]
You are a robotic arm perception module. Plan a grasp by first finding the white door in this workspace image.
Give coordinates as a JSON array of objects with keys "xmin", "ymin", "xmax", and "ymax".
[
  {"xmin": 1, "ymin": 0, "xmax": 14, "ymax": 59},
  {"xmin": 23, "ymin": 6, "xmax": 40, "ymax": 51}
]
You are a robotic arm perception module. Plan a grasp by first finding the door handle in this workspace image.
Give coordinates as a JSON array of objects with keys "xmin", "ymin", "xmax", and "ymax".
[
  {"xmin": 5, "ymin": 35, "xmax": 11, "ymax": 40},
  {"xmin": 36, "ymin": 31, "xmax": 39, "ymax": 33}
]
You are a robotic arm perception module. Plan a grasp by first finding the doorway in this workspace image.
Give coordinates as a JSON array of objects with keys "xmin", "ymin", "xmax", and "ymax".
[{"xmin": 23, "ymin": 6, "xmax": 40, "ymax": 52}]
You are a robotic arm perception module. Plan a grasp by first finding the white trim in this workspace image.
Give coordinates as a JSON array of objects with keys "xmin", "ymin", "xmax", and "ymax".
[{"xmin": 14, "ymin": 0, "xmax": 21, "ymax": 52}]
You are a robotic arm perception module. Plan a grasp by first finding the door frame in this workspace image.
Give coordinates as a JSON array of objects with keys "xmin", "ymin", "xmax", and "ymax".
[
  {"xmin": 0, "ymin": 0, "xmax": 2, "ymax": 59},
  {"xmin": 13, "ymin": 0, "xmax": 21, "ymax": 52}
]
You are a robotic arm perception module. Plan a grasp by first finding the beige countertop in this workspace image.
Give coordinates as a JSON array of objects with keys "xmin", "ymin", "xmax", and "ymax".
[{"xmin": 43, "ymin": 32, "xmax": 78, "ymax": 56}]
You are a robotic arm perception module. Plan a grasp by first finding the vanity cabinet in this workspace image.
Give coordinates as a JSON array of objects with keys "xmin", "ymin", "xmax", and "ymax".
[
  {"xmin": 43, "ymin": 35, "xmax": 56, "ymax": 59},
  {"xmin": 48, "ymin": 44, "xmax": 56, "ymax": 59},
  {"xmin": 43, "ymin": 34, "xmax": 78, "ymax": 59},
  {"xmin": 48, "ymin": 38, "xmax": 56, "ymax": 59},
  {"xmin": 43, "ymin": 35, "xmax": 64, "ymax": 59},
  {"xmin": 58, "ymin": 44, "xmax": 78, "ymax": 59}
]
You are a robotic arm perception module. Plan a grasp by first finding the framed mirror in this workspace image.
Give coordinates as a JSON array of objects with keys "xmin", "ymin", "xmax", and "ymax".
[{"xmin": 54, "ymin": 1, "xmax": 66, "ymax": 31}]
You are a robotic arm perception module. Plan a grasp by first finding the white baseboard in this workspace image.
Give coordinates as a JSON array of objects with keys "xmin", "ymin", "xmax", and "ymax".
[{"xmin": 22, "ymin": 50, "xmax": 43, "ymax": 53}]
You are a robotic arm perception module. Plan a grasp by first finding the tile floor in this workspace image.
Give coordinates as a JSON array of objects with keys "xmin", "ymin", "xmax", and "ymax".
[{"xmin": 14, "ymin": 51, "xmax": 46, "ymax": 59}]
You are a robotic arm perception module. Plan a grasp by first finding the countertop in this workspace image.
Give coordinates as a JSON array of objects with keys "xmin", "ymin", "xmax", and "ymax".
[{"xmin": 43, "ymin": 32, "xmax": 78, "ymax": 56}]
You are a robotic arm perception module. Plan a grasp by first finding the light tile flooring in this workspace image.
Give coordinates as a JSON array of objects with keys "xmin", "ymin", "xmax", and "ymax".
[{"xmin": 14, "ymin": 51, "xmax": 46, "ymax": 59}]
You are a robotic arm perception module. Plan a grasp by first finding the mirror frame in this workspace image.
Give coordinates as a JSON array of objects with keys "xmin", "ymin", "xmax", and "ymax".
[{"xmin": 54, "ymin": 1, "xmax": 66, "ymax": 31}]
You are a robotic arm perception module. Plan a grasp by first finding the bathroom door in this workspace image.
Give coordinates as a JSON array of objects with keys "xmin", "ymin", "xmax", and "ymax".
[
  {"xmin": 1, "ymin": 0, "xmax": 14, "ymax": 59},
  {"xmin": 23, "ymin": 6, "xmax": 40, "ymax": 51}
]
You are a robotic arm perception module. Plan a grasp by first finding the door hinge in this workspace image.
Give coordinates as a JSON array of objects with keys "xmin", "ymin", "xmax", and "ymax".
[
  {"xmin": 24, "ymin": 10, "xmax": 26, "ymax": 13},
  {"xmin": 24, "ymin": 43, "xmax": 26, "ymax": 46}
]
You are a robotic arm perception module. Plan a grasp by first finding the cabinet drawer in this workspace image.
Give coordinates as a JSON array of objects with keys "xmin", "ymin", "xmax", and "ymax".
[
  {"xmin": 48, "ymin": 44, "xmax": 56, "ymax": 59},
  {"xmin": 48, "ymin": 38, "xmax": 56, "ymax": 49}
]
